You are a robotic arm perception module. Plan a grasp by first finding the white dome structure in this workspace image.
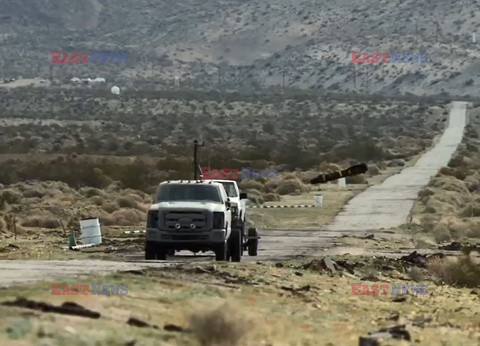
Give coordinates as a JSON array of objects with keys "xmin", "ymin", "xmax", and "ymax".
[{"xmin": 111, "ymin": 86, "xmax": 120, "ymax": 95}]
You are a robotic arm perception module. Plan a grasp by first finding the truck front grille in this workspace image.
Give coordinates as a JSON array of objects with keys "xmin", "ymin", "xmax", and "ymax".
[{"xmin": 164, "ymin": 211, "xmax": 208, "ymax": 231}]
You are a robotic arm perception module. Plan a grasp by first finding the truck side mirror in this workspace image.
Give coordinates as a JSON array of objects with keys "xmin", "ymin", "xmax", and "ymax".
[
  {"xmin": 240, "ymin": 192, "xmax": 248, "ymax": 200},
  {"xmin": 225, "ymin": 199, "xmax": 231, "ymax": 210}
]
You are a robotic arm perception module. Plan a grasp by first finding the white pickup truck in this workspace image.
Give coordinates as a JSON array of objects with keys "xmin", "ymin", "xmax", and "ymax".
[
  {"xmin": 211, "ymin": 179, "xmax": 247, "ymax": 228},
  {"xmin": 145, "ymin": 180, "xmax": 257, "ymax": 262}
]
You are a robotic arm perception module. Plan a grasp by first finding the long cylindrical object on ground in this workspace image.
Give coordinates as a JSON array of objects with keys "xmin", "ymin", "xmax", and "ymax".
[{"xmin": 310, "ymin": 163, "xmax": 368, "ymax": 184}]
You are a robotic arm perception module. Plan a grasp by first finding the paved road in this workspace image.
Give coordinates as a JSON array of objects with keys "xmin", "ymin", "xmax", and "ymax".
[
  {"xmin": 327, "ymin": 101, "xmax": 468, "ymax": 231},
  {"xmin": 0, "ymin": 260, "xmax": 176, "ymax": 288},
  {"xmin": 0, "ymin": 230, "xmax": 440, "ymax": 288}
]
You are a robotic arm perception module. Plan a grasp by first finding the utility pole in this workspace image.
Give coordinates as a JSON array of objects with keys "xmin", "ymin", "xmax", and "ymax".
[{"xmin": 193, "ymin": 140, "xmax": 204, "ymax": 180}]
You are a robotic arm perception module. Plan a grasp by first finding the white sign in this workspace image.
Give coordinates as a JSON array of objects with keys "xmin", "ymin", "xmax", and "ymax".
[{"xmin": 314, "ymin": 194, "xmax": 323, "ymax": 207}]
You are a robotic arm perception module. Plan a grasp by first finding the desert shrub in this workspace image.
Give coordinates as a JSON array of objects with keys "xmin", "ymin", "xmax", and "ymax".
[
  {"xmin": 368, "ymin": 164, "xmax": 380, "ymax": 176},
  {"xmin": 0, "ymin": 189, "xmax": 22, "ymax": 204},
  {"xmin": 318, "ymin": 162, "xmax": 342, "ymax": 172},
  {"xmin": 388, "ymin": 159, "xmax": 405, "ymax": 167},
  {"xmin": 428, "ymin": 176, "xmax": 469, "ymax": 194},
  {"xmin": 89, "ymin": 196, "xmax": 105, "ymax": 206},
  {"xmin": 108, "ymin": 209, "xmax": 144, "ymax": 226},
  {"xmin": 102, "ymin": 201, "xmax": 119, "ymax": 213},
  {"xmin": 464, "ymin": 173, "xmax": 480, "ymax": 192},
  {"xmin": 0, "ymin": 216, "xmax": 7, "ymax": 234},
  {"xmin": 80, "ymin": 187, "xmax": 105, "ymax": 198},
  {"xmin": 21, "ymin": 216, "xmax": 60, "ymax": 229},
  {"xmin": 428, "ymin": 254, "xmax": 480, "ymax": 288},
  {"xmin": 408, "ymin": 267, "xmax": 425, "ymax": 282},
  {"xmin": 418, "ymin": 187, "xmax": 435, "ymax": 199},
  {"xmin": 264, "ymin": 179, "xmax": 280, "ymax": 193},
  {"xmin": 377, "ymin": 162, "xmax": 387, "ymax": 170},
  {"xmin": 244, "ymin": 188, "xmax": 264, "ymax": 205},
  {"xmin": 346, "ymin": 175, "xmax": 367, "ymax": 184},
  {"xmin": 189, "ymin": 304, "xmax": 251, "ymax": 346},
  {"xmin": 432, "ymin": 223, "xmax": 452, "ymax": 242},
  {"xmin": 276, "ymin": 179, "xmax": 305, "ymax": 195},
  {"xmin": 448, "ymin": 154, "xmax": 465, "ymax": 168},
  {"xmin": 239, "ymin": 180, "xmax": 264, "ymax": 191},
  {"xmin": 263, "ymin": 193, "xmax": 281, "ymax": 202},
  {"xmin": 117, "ymin": 196, "xmax": 139, "ymax": 209},
  {"xmin": 23, "ymin": 188, "xmax": 46, "ymax": 198}
]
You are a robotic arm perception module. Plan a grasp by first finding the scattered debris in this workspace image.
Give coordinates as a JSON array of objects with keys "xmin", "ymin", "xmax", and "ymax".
[
  {"xmin": 400, "ymin": 251, "xmax": 444, "ymax": 268},
  {"xmin": 195, "ymin": 265, "xmax": 217, "ymax": 274},
  {"xmin": 164, "ymin": 324, "xmax": 188, "ymax": 332},
  {"xmin": 334, "ymin": 260, "xmax": 356, "ymax": 274},
  {"xmin": 412, "ymin": 316, "xmax": 433, "ymax": 328},
  {"xmin": 1, "ymin": 298, "xmax": 100, "ymax": 319},
  {"xmin": 303, "ymin": 257, "xmax": 337, "ymax": 273},
  {"xmin": 388, "ymin": 313, "xmax": 400, "ymax": 321},
  {"xmin": 127, "ymin": 317, "xmax": 159, "ymax": 329},
  {"xmin": 294, "ymin": 271, "xmax": 304, "ymax": 276},
  {"xmin": 360, "ymin": 273, "xmax": 378, "ymax": 281},
  {"xmin": 125, "ymin": 270, "xmax": 145, "ymax": 276},
  {"xmin": 364, "ymin": 234, "xmax": 375, "ymax": 240},
  {"xmin": 280, "ymin": 285, "xmax": 311, "ymax": 292},
  {"xmin": 274, "ymin": 262, "xmax": 284, "ymax": 268},
  {"xmin": 392, "ymin": 296, "xmax": 407, "ymax": 303},
  {"xmin": 439, "ymin": 242, "xmax": 463, "ymax": 251},
  {"xmin": 400, "ymin": 251, "xmax": 428, "ymax": 267},
  {"xmin": 70, "ymin": 243, "xmax": 96, "ymax": 250},
  {"xmin": 359, "ymin": 324, "xmax": 411, "ymax": 346}
]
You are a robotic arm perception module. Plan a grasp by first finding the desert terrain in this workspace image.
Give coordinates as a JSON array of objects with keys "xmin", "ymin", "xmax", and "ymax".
[{"xmin": 1, "ymin": 1, "xmax": 480, "ymax": 345}]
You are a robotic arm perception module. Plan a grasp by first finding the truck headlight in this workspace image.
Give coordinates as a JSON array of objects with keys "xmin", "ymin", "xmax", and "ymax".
[
  {"xmin": 213, "ymin": 212, "xmax": 224, "ymax": 229},
  {"xmin": 147, "ymin": 211, "xmax": 159, "ymax": 228}
]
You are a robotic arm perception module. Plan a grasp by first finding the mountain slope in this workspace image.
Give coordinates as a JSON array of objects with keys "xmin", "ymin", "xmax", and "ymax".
[{"xmin": 0, "ymin": 0, "xmax": 479, "ymax": 96}]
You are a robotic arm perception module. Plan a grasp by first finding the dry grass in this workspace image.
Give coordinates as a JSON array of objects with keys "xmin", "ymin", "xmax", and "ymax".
[
  {"xmin": 0, "ymin": 181, "xmax": 149, "ymax": 229},
  {"xmin": 276, "ymin": 178, "xmax": 308, "ymax": 195},
  {"xmin": 248, "ymin": 185, "xmax": 364, "ymax": 228},
  {"xmin": 0, "ymin": 216, "xmax": 7, "ymax": 234},
  {"xmin": 428, "ymin": 253, "xmax": 480, "ymax": 288},
  {"xmin": 189, "ymin": 303, "xmax": 252, "ymax": 346},
  {"xmin": 21, "ymin": 217, "xmax": 60, "ymax": 229},
  {"xmin": 0, "ymin": 261, "xmax": 479, "ymax": 345}
]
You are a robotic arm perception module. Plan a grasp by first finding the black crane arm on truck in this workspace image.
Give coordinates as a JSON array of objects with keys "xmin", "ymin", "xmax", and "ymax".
[{"xmin": 309, "ymin": 163, "xmax": 368, "ymax": 185}]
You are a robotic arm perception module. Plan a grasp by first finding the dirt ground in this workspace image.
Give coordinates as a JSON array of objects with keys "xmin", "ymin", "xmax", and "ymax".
[{"xmin": 0, "ymin": 102, "xmax": 479, "ymax": 345}]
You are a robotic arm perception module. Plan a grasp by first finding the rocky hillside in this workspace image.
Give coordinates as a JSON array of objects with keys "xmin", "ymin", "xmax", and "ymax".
[{"xmin": 1, "ymin": 0, "xmax": 479, "ymax": 95}]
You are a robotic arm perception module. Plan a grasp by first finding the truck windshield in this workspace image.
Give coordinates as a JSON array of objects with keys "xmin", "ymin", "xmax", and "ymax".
[
  {"xmin": 156, "ymin": 184, "xmax": 222, "ymax": 203},
  {"xmin": 220, "ymin": 182, "xmax": 238, "ymax": 197}
]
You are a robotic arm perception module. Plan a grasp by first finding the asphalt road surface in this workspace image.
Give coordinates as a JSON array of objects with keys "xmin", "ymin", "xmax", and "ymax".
[{"xmin": 327, "ymin": 101, "xmax": 467, "ymax": 231}]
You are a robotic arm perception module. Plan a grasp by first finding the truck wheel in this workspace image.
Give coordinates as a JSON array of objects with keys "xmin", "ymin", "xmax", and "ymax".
[
  {"xmin": 215, "ymin": 241, "xmax": 228, "ymax": 261},
  {"xmin": 145, "ymin": 242, "xmax": 157, "ymax": 260},
  {"xmin": 248, "ymin": 228, "xmax": 258, "ymax": 256},
  {"xmin": 229, "ymin": 228, "xmax": 242, "ymax": 262}
]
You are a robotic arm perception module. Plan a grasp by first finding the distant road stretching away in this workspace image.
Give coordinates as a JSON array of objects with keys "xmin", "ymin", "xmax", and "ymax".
[{"xmin": 327, "ymin": 101, "xmax": 468, "ymax": 231}]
